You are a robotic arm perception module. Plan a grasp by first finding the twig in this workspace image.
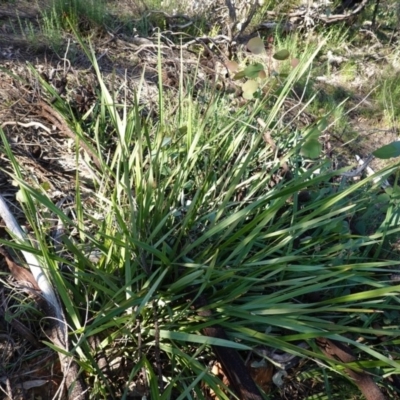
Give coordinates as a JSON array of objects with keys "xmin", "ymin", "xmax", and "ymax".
[
  {"xmin": 2, "ymin": 120, "xmax": 52, "ymax": 134},
  {"xmin": 234, "ymin": 1, "xmax": 260, "ymax": 41},
  {"xmin": 193, "ymin": 295, "xmax": 263, "ymax": 400},
  {"xmin": 225, "ymin": 0, "xmax": 236, "ymax": 22},
  {"xmin": 339, "ymin": 154, "xmax": 390, "ymax": 189},
  {"xmin": 355, "ymin": 155, "xmax": 390, "ymax": 188},
  {"xmin": 340, "ymin": 154, "xmax": 374, "ymax": 178},
  {"xmin": 5, "ymin": 377, "xmax": 14, "ymax": 400}
]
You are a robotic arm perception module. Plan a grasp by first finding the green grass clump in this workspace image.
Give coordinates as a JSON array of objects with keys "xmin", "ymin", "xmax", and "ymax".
[
  {"xmin": 377, "ymin": 74, "xmax": 400, "ymax": 126},
  {"xmin": 1, "ymin": 27, "xmax": 400, "ymax": 399},
  {"xmin": 45, "ymin": 0, "xmax": 108, "ymax": 33}
]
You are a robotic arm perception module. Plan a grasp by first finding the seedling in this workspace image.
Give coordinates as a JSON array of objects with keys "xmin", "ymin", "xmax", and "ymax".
[{"xmin": 227, "ymin": 36, "xmax": 299, "ymax": 99}]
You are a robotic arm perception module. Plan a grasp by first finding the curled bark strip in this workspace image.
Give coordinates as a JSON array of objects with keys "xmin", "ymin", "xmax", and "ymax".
[
  {"xmin": 194, "ymin": 295, "xmax": 263, "ymax": 400},
  {"xmin": 0, "ymin": 246, "xmax": 40, "ymax": 291},
  {"xmin": 0, "ymin": 195, "xmax": 87, "ymax": 400},
  {"xmin": 316, "ymin": 337, "xmax": 386, "ymax": 400},
  {"xmin": 0, "ymin": 196, "xmax": 60, "ymax": 313}
]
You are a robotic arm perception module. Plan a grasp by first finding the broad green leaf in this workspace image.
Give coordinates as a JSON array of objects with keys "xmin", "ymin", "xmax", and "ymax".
[
  {"xmin": 273, "ymin": 49, "xmax": 290, "ymax": 60},
  {"xmin": 247, "ymin": 37, "xmax": 265, "ymax": 54},
  {"xmin": 373, "ymin": 141, "xmax": 400, "ymax": 159},
  {"xmin": 242, "ymin": 80, "xmax": 258, "ymax": 99},
  {"xmin": 41, "ymin": 181, "xmax": 51, "ymax": 191},
  {"xmin": 301, "ymin": 139, "xmax": 322, "ymax": 159},
  {"xmin": 233, "ymin": 70, "xmax": 246, "ymax": 80},
  {"xmin": 243, "ymin": 63, "xmax": 265, "ymax": 78},
  {"xmin": 304, "ymin": 125, "xmax": 321, "ymax": 140},
  {"xmin": 178, "ymin": 126, "xmax": 187, "ymax": 134}
]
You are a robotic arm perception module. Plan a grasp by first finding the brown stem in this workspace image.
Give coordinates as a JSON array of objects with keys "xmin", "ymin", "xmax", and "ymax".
[
  {"xmin": 194, "ymin": 295, "xmax": 263, "ymax": 400},
  {"xmin": 316, "ymin": 337, "xmax": 386, "ymax": 400}
]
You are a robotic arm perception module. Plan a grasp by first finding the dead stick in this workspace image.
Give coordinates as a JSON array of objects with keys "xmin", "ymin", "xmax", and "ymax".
[
  {"xmin": 194, "ymin": 295, "xmax": 263, "ymax": 400},
  {"xmin": 316, "ymin": 337, "xmax": 386, "ymax": 400}
]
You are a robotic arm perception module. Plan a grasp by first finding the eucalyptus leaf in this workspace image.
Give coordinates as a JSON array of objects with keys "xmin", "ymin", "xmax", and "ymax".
[
  {"xmin": 258, "ymin": 70, "xmax": 267, "ymax": 79},
  {"xmin": 247, "ymin": 37, "xmax": 265, "ymax": 54},
  {"xmin": 226, "ymin": 60, "xmax": 239, "ymax": 72},
  {"xmin": 301, "ymin": 139, "xmax": 322, "ymax": 159},
  {"xmin": 243, "ymin": 63, "xmax": 265, "ymax": 78},
  {"xmin": 242, "ymin": 80, "xmax": 259, "ymax": 99},
  {"xmin": 304, "ymin": 126, "xmax": 321, "ymax": 140},
  {"xmin": 373, "ymin": 141, "xmax": 400, "ymax": 159},
  {"xmin": 291, "ymin": 58, "xmax": 300, "ymax": 67},
  {"xmin": 273, "ymin": 49, "xmax": 290, "ymax": 60},
  {"xmin": 233, "ymin": 70, "xmax": 246, "ymax": 80}
]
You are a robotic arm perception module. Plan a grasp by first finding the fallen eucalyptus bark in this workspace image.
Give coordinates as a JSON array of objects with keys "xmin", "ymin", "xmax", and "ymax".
[
  {"xmin": 316, "ymin": 337, "xmax": 386, "ymax": 400},
  {"xmin": 0, "ymin": 194, "xmax": 87, "ymax": 400}
]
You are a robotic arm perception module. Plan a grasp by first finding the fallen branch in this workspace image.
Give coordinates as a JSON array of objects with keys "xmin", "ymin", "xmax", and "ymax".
[{"xmin": 316, "ymin": 337, "xmax": 386, "ymax": 400}]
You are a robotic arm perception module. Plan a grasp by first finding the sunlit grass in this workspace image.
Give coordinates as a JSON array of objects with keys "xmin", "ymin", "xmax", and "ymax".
[{"xmin": 1, "ymin": 7, "xmax": 400, "ymax": 399}]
